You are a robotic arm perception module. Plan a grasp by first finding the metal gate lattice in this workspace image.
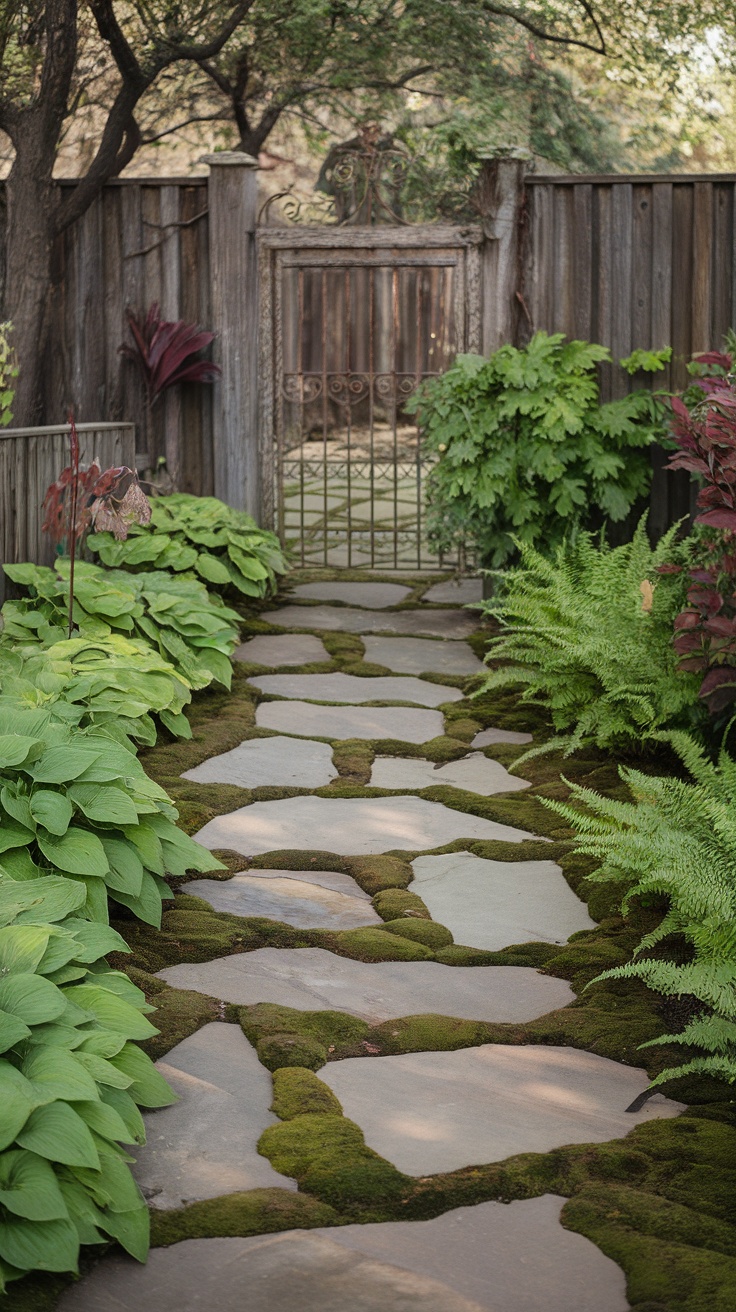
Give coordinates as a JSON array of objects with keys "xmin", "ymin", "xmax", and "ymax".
[{"xmin": 258, "ymin": 226, "xmax": 482, "ymax": 569}]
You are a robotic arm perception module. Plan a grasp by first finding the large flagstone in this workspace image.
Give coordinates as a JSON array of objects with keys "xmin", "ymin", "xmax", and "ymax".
[
  {"xmin": 57, "ymin": 1195, "xmax": 628, "ymax": 1312},
  {"xmin": 234, "ymin": 633, "xmax": 330, "ymax": 665},
  {"xmin": 409, "ymin": 852, "xmax": 596, "ymax": 949},
  {"xmin": 292, "ymin": 581, "xmax": 413, "ymax": 608},
  {"xmin": 370, "ymin": 752, "xmax": 530, "ymax": 796},
  {"xmin": 261, "ymin": 604, "xmax": 479, "ymax": 638},
  {"xmin": 248, "ymin": 672, "xmax": 463, "ymax": 707},
  {"xmin": 182, "ymin": 873, "xmax": 382, "ymax": 930},
  {"xmin": 132, "ymin": 1023, "xmax": 295, "ymax": 1208},
  {"xmin": 194, "ymin": 795, "xmax": 540, "ymax": 856},
  {"xmin": 362, "ymin": 635, "xmax": 484, "ymax": 675},
  {"xmin": 181, "ymin": 735, "xmax": 337, "ymax": 789},
  {"xmin": 320, "ymin": 1044, "xmax": 686, "ymax": 1176},
  {"xmin": 473, "ymin": 726, "xmax": 533, "ymax": 747},
  {"xmin": 422, "ymin": 578, "xmax": 483, "ymax": 605},
  {"xmin": 157, "ymin": 947, "xmax": 574, "ymax": 1021},
  {"xmin": 255, "ymin": 700, "xmax": 444, "ymax": 742}
]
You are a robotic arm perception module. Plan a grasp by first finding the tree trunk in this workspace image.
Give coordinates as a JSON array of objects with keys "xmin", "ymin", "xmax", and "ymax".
[{"xmin": 4, "ymin": 120, "xmax": 58, "ymax": 426}]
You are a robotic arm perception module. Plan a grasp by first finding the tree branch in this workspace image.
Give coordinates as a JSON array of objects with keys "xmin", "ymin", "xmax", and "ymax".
[{"xmin": 479, "ymin": 0, "xmax": 607, "ymax": 54}]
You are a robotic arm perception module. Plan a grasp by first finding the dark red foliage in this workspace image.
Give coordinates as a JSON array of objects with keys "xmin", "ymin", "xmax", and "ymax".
[
  {"xmin": 42, "ymin": 454, "xmax": 151, "ymax": 547},
  {"xmin": 120, "ymin": 303, "xmax": 221, "ymax": 405},
  {"xmin": 665, "ymin": 352, "xmax": 736, "ymax": 714}
]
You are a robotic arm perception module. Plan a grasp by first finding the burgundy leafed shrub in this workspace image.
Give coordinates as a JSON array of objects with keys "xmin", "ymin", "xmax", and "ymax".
[
  {"xmin": 663, "ymin": 351, "xmax": 736, "ymax": 714},
  {"xmin": 41, "ymin": 413, "xmax": 151, "ymax": 635},
  {"xmin": 120, "ymin": 302, "xmax": 221, "ymax": 406}
]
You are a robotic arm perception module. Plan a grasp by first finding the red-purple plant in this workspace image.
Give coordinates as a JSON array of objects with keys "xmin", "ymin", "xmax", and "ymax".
[
  {"xmin": 662, "ymin": 351, "xmax": 736, "ymax": 714},
  {"xmin": 120, "ymin": 303, "xmax": 221, "ymax": 407},
  {"xmin": 42, "ymin": 413, "xmax": 151, "ymax": 636}
]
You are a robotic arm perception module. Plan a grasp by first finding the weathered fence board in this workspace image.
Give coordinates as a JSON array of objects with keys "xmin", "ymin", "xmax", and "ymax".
[{"xmin": 0, "ymin": 422, "xmax": 135, "ymax": 604}]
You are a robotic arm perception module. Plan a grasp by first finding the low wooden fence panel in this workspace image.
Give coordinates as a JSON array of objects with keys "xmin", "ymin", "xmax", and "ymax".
[{"xmin": 0, "ymin": 421, "xmax": 135, "ymax": 604}]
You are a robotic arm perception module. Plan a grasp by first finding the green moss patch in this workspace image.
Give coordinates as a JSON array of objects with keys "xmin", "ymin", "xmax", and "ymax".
[
  {"xmin": 150, "ymin": 1187, "xmax": 338, "ymax": 1248},
  {"xmin": 381, "ymin": 918, "xmax": 453, "ymax": 949},
  {"xmin": 271, "ymin": 1068, "xmax": 343, "ymax": 1119},
  {"xmin": 259, "ymin": 1114, "xmax": 411, "ymax": 1215},
  {"xmin": 371, "ymin": 888, "xmax": 430, "ymax": 920}
]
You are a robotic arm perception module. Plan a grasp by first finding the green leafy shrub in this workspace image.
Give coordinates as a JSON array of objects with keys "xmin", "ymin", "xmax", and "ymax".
[
  {"xmin": 2, "ymin": 560, "xmax": 240, "ymax": 690},
  {"xmin": 0, "ymin": 706, "xmax": 222, "ymax": 926},
  {"xmin": 88, "ymin": 493, "xmax": 287, "ymax": 599},
  {"xmin": 548, "ymin": 732, "xmax": 736, "ymax": 1086},
  {"xmin": 0, "ymin": 635, "xmax": 192, "ymax": 747},
  {"xmin": 407, "ymin": 332, "xmax": 669, "ymax": 566},
  {"xmin": 478, "ymin": 520, "xmax": 700, "ymax": 755},
  {"xmin": 0, "ymin": 873, "xmax": 174, "ymax": 1289}
]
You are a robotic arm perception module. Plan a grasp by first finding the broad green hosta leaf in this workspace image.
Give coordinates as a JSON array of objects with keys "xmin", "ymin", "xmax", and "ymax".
[
  {"xmin": 110, "ymin": 1043, "xmax": 177, "ymax": 1109},
  {"xmin": 0, "ymin": 1151, "xmax": 67, "ymax": 1221},
  {"xmin": 88, "ymin": 492, "xmax": 287, "ymax": 600},
  {"xmin": 0, "ymin": 716, "xmax": 222, "ymax": 924},
  {"xmin": 0, "ymin": 1213, "xmax": 79, "ymax": 1272},
  {"xmin": 0, "ymin": 974, "xmax": 66, "ymax": 1026},
  {"xmin": 0, "ymin": 634, "xmax": 193, "ymax": 747},
  {"xmin": 2, "ymin": 558, "xmax": 240, "ymax": 692}
]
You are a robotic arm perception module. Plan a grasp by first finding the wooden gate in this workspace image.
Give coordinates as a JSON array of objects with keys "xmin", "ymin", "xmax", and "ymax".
[{"xmin": 258, "ymin": 225, "xmax": 483, "ymax": 569}]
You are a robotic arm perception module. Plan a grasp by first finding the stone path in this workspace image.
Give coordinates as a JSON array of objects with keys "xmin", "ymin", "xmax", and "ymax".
[
  {"xmin": 59, "ymin": 1196, "xmax": 628, "ymax": 1312},
  {"xmin": 62, "ymin": 576, "xmax": 687, "ymax": 1311}
]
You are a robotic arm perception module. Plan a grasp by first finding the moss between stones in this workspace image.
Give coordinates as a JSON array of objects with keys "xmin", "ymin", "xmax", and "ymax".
[
  {"xmin": 381, "ymin": 918, "xmax": 453, "ymax": 948},
  {"xmin": 271, "ymin": 1068, "xmax": 343, "ymax": 1118},
  {"xmin": 371, "ymin": 888, "xmax": 430, "ymax": 920},
  {"xmin": 150, "ymin": 1187, "xmax": 338, "ymax": 1247},
  {"xmin": 259, "ymin": 1114, "xmax": 411, "ymax": 1215}
]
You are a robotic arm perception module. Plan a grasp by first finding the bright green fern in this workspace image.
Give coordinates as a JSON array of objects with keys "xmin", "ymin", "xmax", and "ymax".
[
  {"xmin": 477, "ymin": 520, "xmax": 701, "ymax": 756},
  {"xmin": 548, "ymin": 731, "xmax": 736, "ymax": 1085}
]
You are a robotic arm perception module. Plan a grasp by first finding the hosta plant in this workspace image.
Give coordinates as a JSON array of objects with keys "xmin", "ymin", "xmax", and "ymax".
[
  {"xmin": 2, "ymin": 560, "xmax": 240, "ymax": 691},
  {"xmin": 547, "ymin": 732, "xmax": 736, "ymax": 1086},
  {"xmin": 478, "ymin": 520, "xmax": 700, "ymax": 756},
  {"xmin": 0, "ymin": 706, "xmax": 222, "ymax": 926},
  {"xmin": 407, "ymin": 332, "xmax": 670, "ymax": 567},
  {"xmin": 0, "ymin": 873, "xmax": 174, "ymax": 1289},
  {"xmin": 0, "ymin": 635, "xmax": 192, "ymax": 747},
  {"xmin": 89, "ymin": 493, "xmax": 287, "ymax": 600}
]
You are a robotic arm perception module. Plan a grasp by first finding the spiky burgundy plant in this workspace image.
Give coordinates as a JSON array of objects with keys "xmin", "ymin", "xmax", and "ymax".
[{"xmin": 120, "ymin": 303, "xmax": 221, "ymax": 407}]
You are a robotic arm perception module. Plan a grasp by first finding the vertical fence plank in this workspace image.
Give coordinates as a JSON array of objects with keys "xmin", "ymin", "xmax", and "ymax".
[
  {"xmin": 692, "ymin": 181, "xmax": 714, "ymax": 353},
  {"xmin": 572, "ymin": 184, "xmax": 593, "ymax": 341}
]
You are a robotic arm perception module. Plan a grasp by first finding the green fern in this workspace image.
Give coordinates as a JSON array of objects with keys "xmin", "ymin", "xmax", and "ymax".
[
  {"xmin": 477, "ymin": 520, "xmax": 701, "ymax": 755},
  {"xmin": 547, "ymin": 734, "xmax": 736, "ymax": 1085}
]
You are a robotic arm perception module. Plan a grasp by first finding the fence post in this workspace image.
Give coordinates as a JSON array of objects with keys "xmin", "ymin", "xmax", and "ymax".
[
  {"xmin": 203, "ymin": 151, "xmax": 260, "ymax": 518},
  {"xmin": 475, "ymin": 155, "xmax": 529, "ymax": 355}
]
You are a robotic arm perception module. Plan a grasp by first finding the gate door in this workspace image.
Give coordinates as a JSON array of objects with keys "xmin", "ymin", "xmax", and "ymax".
[{"xmin": 259, "ymin": 225, "xmax": 482, "ymax": 569}]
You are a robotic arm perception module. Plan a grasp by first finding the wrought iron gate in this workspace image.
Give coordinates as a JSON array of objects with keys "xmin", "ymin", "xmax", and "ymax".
[{"xmin": 258, "ymin": 226, "xmax": 483, "ymax": 569}]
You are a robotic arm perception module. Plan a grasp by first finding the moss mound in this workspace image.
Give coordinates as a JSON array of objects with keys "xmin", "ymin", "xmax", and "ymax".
[
  {"xmin": 372, "ymin": 888, "xmax": 430, "ymax": 920},
  {"xmin": 259, "ymin": 1114, "xmax": 411, "ymax": 1214},
  {"xmin": 271, "ymin": 1068, "xmax": 343, "ymax": 1119},
  {"xmin": 381, "ymin": 918, "xmax": 454, "ymax": 949},
  {"xmin": 150, "ymin": 1187, "xmax": 338, "ymax": 1247}
]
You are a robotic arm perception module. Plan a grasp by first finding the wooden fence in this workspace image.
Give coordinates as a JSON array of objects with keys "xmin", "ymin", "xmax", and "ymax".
[
  {"xmin": 0, "ymin": 421, "xmax": 135, "ymax": 604},
  {"xmin": 2, "ymin": 160, "xmax": 736, "ymax": 537}
]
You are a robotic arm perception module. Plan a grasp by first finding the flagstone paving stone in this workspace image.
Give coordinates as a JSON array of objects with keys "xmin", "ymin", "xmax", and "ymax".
[
  {"xmin": 261, "ymin": 604, "xmax": 479, "ymax": 638},
  {"xmin": 158, "ymin": 947, "xmax": 575, "ymax": 1021},
  {"xmin": 291, "ymin": 581, "xmax": 413, "ymax": 608},
  {"xmin": 182, "ymin": 873, "xmax": 382, "ymax": 929},
  {"xmin": 421, "ymin": 578, "xmax": 483, "ymax": 605},
  {"xmin": 370, "ymin": 752, "xmax": 531, "ymax": 796},
  {"xmin": 132, "ymin": 1023, "xmax": 296, "ymax": 1209},
  {"xmin": 234, "ymin": 633, "xmax": 330, "ymax": 666},
  {"xmin": 320, "ymin": 1044, "xmax": 686, "ymax": 1176},
  {"xmin": 409, "ymin": 852, "xmax": 596, "ymax": 949},
  {"xmin": 58, "ymin": 1195, "xmax": 628, "ymax": 1312},
  {"xmin": 255, "ymin": 701, "xmax": 445, "ymax": 742},
  {"xmin": 181, "ymin": 735, "xmax": 337, "ymax": 789},
  {"xmin": 194, "ymin": 795, "xmax": 540, "ymax": 856},
  {"xmin": 473, "ymin": 726, "xmax": 533, "ymax": 747},
  {"xmin": 248, "ymin": 672, "xmax": 463, "ymax": 706},
  {"xmin": 362, "ymin": 635, "xmax": 484, "ymax": 674},
  {"xmin": 189, "ymin": 867, "xmax": 374, "ymax": 898}
]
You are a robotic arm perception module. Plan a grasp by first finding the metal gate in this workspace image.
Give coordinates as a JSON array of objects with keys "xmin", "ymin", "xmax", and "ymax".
[{"xmin": 258, "ymin": 225, "xmax": 483, "ymax": 569}]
